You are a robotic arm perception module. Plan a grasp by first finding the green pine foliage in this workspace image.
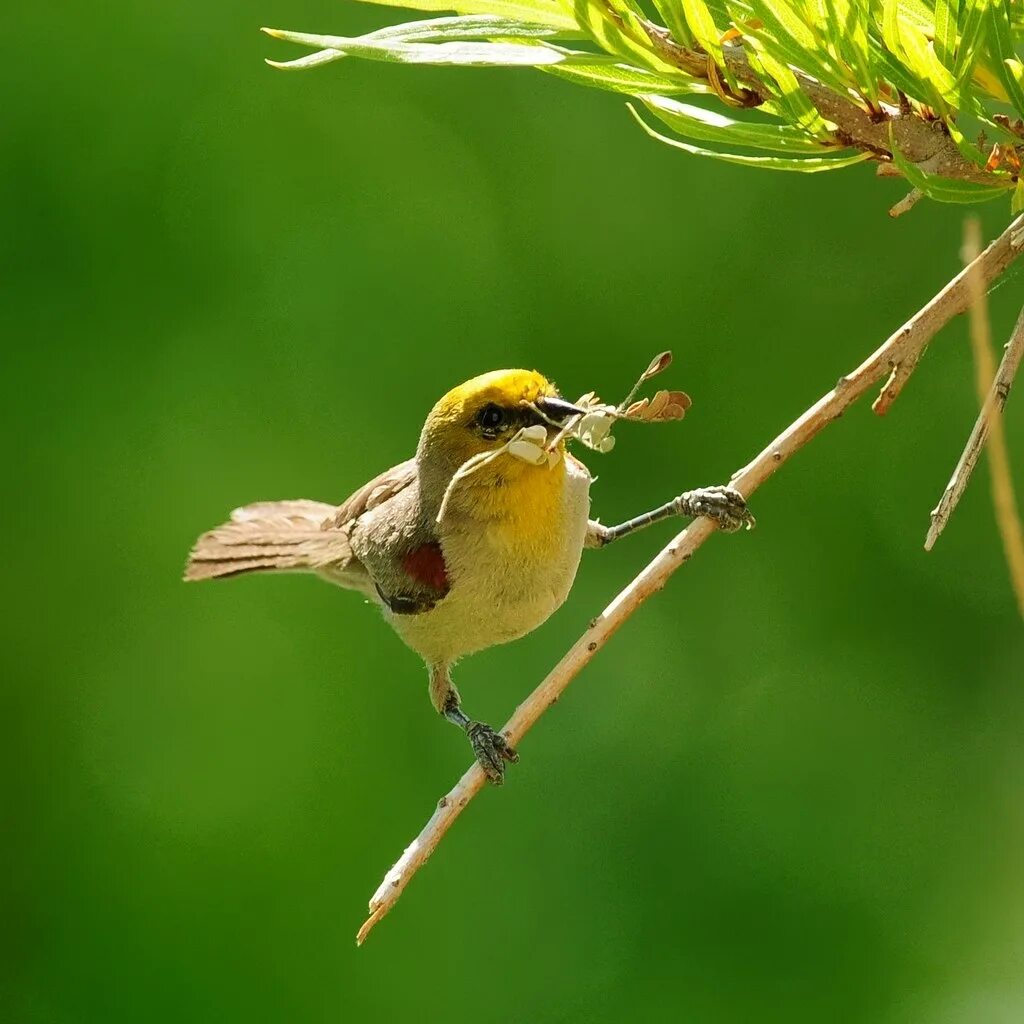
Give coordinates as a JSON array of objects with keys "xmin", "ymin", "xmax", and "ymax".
[{"xmin": 264, "ymin": 0, "xmax": 1024, "ymax": 210}]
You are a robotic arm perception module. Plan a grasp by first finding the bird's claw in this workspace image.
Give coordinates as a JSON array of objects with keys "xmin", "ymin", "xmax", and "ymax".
[
  {"xmin": 677, "ymin": 485, "xmax": 755, "ymax": 533},
  {"xmin": 467, "ymin": 722, "xmax": 519, "ymax": 785}
]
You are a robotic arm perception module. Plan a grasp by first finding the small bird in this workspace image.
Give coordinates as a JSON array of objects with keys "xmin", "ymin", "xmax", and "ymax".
[{"xmin": 185, "ymin": 369, "xmax": 752, "ymax": 783}]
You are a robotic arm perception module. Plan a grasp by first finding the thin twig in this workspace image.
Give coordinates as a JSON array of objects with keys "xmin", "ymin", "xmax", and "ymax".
[
  {"xmin": 981, "ymin": 307, "xmax": 1024, "ymax": 616},
  {"xmin": 356, "ymin": 213, "xmax": 1024, "ymax": 946},
  {"xmin": 889, "ymin": 189, "xmax": 924, "ymax": 218},
  {"xmin": 924, "ymin": 227, "xmax": 1024, "ymax": 555},
  {"xmin": 985, "ymin": 316, "xmax": 1024, "ymax": 616},
  {"xmin": 924, "ymin": 222, "xmax": 1024, "ymax": 616}
]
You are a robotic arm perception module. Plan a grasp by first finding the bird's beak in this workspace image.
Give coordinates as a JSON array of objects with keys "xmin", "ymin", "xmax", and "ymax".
[{"xmin": 535, "ymin": 396, "xmax": 586, "ymax": 422}]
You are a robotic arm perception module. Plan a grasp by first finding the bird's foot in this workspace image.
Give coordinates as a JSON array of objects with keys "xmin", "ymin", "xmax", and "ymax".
[
  {"xmin": 676, "ymin": 485, "xmax": 756, "ymax": 533},
  {"xmin": 467, "ymin": 722, "xmax": 519, "ymax": 785}
]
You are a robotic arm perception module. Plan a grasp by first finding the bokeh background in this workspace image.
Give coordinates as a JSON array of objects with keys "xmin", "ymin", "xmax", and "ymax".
[{"xmin": 4, "ymin": 2, "xmax": 1024, "ymax": 1021}]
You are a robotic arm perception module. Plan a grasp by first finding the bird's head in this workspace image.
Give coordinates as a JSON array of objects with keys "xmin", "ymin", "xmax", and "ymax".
[{"xmin": 417, "ymin": 369, "xmax": 585, "ymax": 501}]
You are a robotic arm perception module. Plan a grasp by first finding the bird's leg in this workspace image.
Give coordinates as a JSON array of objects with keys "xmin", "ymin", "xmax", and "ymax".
[
  {"xmin": 587, "ymin": 485, "xmax": 755, "ymax": 548},
  {"xmin": 428, "ymin": 665, "xmax": 519, "ymax": 785}
]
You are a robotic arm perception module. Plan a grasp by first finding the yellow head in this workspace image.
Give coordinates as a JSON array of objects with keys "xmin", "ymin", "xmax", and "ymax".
[{"xmin": 417, "ymin": 369, "xmax": 584, "ymax": 516}]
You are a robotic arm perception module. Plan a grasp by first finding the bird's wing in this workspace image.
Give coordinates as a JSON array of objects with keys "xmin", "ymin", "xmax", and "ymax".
[
  {"xmin": 322, "ymin": 458, "xmax": 419, "ymax": 531},
  {"xmin": 335, "ymin": 459, "xmax": 449, "ymax": 613}
]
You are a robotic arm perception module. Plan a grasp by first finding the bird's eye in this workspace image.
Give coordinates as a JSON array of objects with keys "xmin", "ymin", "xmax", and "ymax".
[{"xmin": 478, "ymin": 404, "xmax": 505, "ymax": 431}]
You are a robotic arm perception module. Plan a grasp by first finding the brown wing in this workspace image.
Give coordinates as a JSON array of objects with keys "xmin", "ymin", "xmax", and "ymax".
[{"xmin": 322, "ymin": 458, "xmax": 418, "ymax": 531}]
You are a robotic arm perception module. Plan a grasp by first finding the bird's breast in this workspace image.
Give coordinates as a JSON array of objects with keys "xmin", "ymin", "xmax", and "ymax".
[{"xmin": 389, "ymin": 455, "xmax": 592, "ymax": 665}]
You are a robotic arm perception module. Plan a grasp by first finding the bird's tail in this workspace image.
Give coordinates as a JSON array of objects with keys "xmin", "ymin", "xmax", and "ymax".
[{"xmin": 184, "ymin": 499, "xmax": 350, "ymax": 582}]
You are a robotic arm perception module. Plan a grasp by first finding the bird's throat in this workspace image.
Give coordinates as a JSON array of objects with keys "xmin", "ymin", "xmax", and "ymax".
[{"xmin": 445, "ymin": 454, "xmax": 567, "ymax": 541}]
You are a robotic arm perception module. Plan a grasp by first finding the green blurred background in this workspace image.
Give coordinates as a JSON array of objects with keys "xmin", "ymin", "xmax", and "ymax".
[{"xmin": 4, "ymin": 2, "xmax": 1024, "ymax": 1021}]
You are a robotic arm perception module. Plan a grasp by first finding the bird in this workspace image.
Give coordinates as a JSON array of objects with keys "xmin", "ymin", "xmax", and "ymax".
[{"xmin": 184, "ymin": 368, "xmax": 753, "ymax": 783}]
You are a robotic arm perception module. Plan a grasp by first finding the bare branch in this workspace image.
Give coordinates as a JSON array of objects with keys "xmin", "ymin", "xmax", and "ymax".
[
  {"xmin": 924, "ymin": 221, "xmax": 1024, "ymax": 616},
  {"xmin": 985, "ymin": 317, "xmax": 1024, "ymax": 616},
  {"xmin": 357, "ymin": 214, "xmax": 1024, "ymax": 946},
  {"xmin": 982, "ymin": 314, "xmax": 1024, "ymax": 616}
]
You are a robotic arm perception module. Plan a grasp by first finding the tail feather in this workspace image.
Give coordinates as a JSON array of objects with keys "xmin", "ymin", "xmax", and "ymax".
[{"xmin": 184, "ymin": 499, "xmax": 353, "ymax": 582}]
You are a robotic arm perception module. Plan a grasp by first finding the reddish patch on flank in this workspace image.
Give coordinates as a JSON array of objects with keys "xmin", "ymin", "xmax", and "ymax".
[{"xmin": 401, "ymin": 543, "xmax": 449, "ymax": 593}]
